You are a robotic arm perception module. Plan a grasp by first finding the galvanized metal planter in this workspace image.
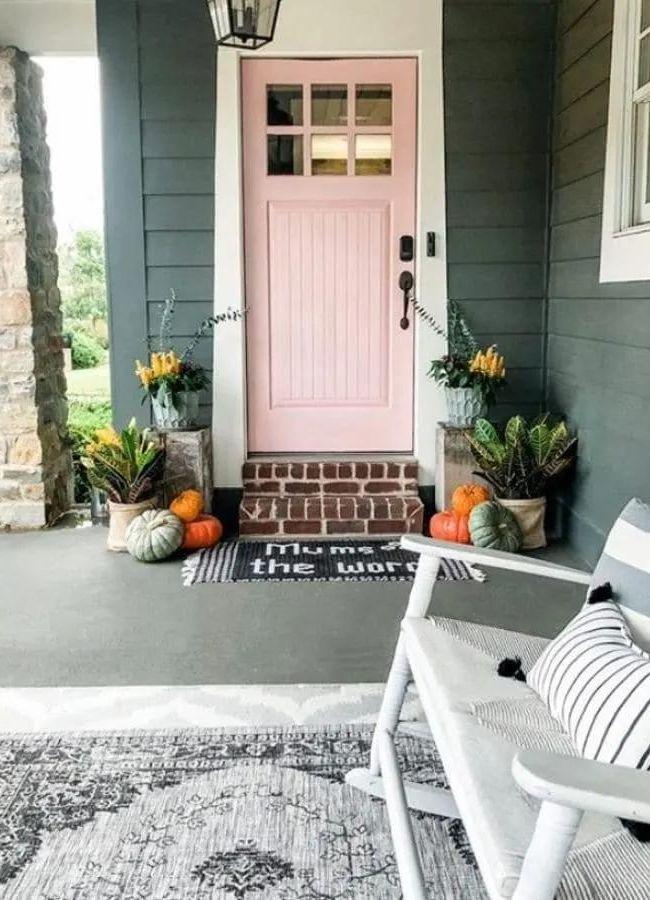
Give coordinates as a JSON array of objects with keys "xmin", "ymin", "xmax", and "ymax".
[
  {"xmin": 151, "ymin": 390, "xmax": 200, "ymax": 430},
  {"xmin": 444, "ymin": 386, "xmax": 487, "ymax": 428}
]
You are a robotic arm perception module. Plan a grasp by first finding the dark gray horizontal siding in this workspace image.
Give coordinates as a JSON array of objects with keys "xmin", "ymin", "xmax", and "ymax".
[
  {"xmin": 99, "ymin": 0, "xmax": 216, "ymax": 426},
  {"xmin": 147, "ymin": 266, "xmax": 214, "ymax": 301},
  {"xmin": 443, "ymin": 0, "xmax": 554, "ymax": 423},
  {"xmin": 552, "ymin": 126, "xmax": 606, "ymax": 187},
  {"xmin": 139, "ymin": 0, "xmax": 215, "ymax": 413},
  {"xmin": 144, "ymin": 195, "xmax": 215, "ymax": 231},
  {"xmin": 547, "ymin": 0, "xmax": 650, "ymax": 562}
]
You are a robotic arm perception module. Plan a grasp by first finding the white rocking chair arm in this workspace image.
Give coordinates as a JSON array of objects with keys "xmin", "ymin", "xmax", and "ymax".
[
  {"xmin": 401, "ymin": 535, "xmax": 592, "ymax": 586},
  {"xmin": 513, "ymin": 750, "xmax": 650, "ymax": 823}
]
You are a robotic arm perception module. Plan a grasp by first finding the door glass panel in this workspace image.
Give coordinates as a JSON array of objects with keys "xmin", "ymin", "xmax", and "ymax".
[
  {"xmin": 268, "ymin": 135, "xmax": 303, "ymax": 175},
  {"xmin": 355, "ymin": 134, "xmax": 392, "ymax": 175},
  {"xmin": 267, "ymin": 85, "xmax": 303, "ymax": 125},
  {"xmin": 355, "ymin": 84, "xmax": 392, "ymax": 126},
  {"xmin": 639, "ymin": 34, "xmax": 650, "ymax": 89},
  {"xmin": 311, "ymin": 85, "xmax": 347, "ymax": 126},
  {"xmin": 311, "ymin": 134, "xmax": 348, "ymax": 175}
]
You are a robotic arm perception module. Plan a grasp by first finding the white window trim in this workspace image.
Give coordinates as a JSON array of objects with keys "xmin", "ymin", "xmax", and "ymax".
[{"xmin": 601, "ymin": 0, "xmax": 650, "ymax": 282}]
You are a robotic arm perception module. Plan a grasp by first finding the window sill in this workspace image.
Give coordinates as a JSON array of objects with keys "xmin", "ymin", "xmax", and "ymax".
[
  {"xmin": 600, "ymin": 224, "xmax": 650, "ymax": 283},
  {"xmin": 612, "ymin": 222, "xmax": 650, "ymax": 238}
]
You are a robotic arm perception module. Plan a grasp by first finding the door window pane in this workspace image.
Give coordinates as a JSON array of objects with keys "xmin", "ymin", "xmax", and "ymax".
[
  {"xmin": 639, "ymin": 34, "xmax": 650, "ymax": 89},
  {"xmin": 311, "ymin": 134, "xmax": 348, "ymax": 175},
  {"xmin": 355, "ymin": 134, "xmax": 392, "ymax": 175},
  {"xmin": 311, "ymin": 85, "xmax": 347, "ymax": 126},
  {"xmin": 355, "ymin": 84, "xmax": 392, "ymax": 126},
  {"xmin": 267, "ymin": 85, "xmax": 303, "ymax": 125},
  {"xmin": 268, "ymin": 135, "xmax": 303, "ymax": 175}
]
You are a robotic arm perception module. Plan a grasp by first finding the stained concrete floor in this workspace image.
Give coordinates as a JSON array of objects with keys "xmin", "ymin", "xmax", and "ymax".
[{"xmin": 0, "ymin": 524, "xmax": 589, "ymax": 687}]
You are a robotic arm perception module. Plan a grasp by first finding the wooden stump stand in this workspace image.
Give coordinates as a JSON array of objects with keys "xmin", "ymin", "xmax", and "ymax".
[
  {"xmin": 153, "ymin": 428, "xmax": 213, "ymax": 512},
  {"xmin": 434, "ymin": 423, "xmax": 477, "ymax": 511}
]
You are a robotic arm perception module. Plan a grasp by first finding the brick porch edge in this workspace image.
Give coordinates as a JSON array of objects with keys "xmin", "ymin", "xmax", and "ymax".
[{"xmin": 239, "ymin": 460, "xmax": 424, "ymax": 537}]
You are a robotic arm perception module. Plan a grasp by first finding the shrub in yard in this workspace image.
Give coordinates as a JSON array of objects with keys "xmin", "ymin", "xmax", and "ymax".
[
  {"xmin": 70, "ymin": 327, "xmax": 105, "ymax": 369},
  {"xmin": 68, "ymin": 399, "xmax": 112, "ymax": 502}
]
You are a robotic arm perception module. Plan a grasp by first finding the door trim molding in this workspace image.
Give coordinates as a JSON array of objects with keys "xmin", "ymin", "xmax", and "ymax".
[{"xmin": 213, "ymin": 0, "xmax": 447, "ymax": 487}]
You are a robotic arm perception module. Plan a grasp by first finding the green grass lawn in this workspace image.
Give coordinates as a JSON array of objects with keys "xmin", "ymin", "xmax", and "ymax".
[{"xmin": 67, "ymin": 363, "xmax": 111, "ymax": 400}]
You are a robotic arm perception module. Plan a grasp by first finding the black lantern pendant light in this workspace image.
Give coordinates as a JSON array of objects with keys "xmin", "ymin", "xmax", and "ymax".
[{"xmin": 207, "ymin": 0, "xmax": 282, "ymax": 49}]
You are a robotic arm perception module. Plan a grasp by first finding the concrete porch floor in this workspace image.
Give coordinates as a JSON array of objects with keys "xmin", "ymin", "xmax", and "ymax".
[{"xmin": 0, "ymin": 524, "xmax": 588, "ymax": 688}]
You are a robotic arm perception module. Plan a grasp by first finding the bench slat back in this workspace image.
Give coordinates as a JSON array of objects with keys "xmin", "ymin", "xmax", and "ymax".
[{"xmin": 591, "ymin": 499, "xmax": 650, "ymax": 647}]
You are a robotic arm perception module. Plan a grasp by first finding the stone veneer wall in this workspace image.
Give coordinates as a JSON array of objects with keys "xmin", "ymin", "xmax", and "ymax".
[{"xmin": 0, "ymin": 48, "xmax": 71, "ymax": 529}]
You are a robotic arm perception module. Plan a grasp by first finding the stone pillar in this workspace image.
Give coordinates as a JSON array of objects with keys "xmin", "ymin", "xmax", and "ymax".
[{"xmin": 0, "ymin": 48, "xmax": 72, "ymax": 529}]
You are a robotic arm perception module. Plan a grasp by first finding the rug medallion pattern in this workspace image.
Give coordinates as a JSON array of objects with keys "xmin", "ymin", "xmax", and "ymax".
[{"xmin": 0, "ymin": 725, "xmax": 486, "ymax": 898}]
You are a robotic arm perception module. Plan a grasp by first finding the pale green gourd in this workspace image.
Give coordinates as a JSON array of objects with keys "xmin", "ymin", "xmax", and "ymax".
[
  {"xmin": 469, "ymin": 501, "xmax": 522, "ymax": 553},
  {"xmin": 125, "ymin": 508, "xmax": 184, "ymax": 562}
]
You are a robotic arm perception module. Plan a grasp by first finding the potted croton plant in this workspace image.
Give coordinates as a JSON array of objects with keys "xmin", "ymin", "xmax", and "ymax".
[
  {"xmin": 465, "ymin": 415, "xmax": 577, "ymax": 549},
  {"xmin": 135, "ymin": 290, "xmax": 244, "ymax": 430},
  {"xmin": 81, "ymin": 419, "xmax": 166, "ymax": 551}
]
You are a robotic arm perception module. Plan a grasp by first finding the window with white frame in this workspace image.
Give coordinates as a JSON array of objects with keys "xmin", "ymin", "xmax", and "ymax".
[
  {"xmin": 601, "ymin": 0, "xmax": 650, "ymax": 281},
  {"xmin": 629, "ymin": 1, "xmax": 650, "ymax": 225}
]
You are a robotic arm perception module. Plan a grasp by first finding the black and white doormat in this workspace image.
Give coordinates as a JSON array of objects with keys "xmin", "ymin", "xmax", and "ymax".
[
  {"xmin": 0, "ymin": 725, "xmax": 487, "ymax": 899},
  {"xmin": 183, "ymin": 539, "xmax": 485, "ymax": 586}
]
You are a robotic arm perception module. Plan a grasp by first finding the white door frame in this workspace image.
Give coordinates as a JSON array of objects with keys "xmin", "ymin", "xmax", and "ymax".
[{"xmin": 213, "ymin": 0, "xmax": 447, "ymax": 488}]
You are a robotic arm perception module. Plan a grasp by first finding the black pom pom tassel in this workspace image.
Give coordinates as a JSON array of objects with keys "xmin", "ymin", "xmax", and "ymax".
[
  {"xmin": 497, "ymin": 657, "xmax": 526, "ymax": 683},
  {"xmin": 587, "ymin": 582, "xmax": 614, "ymax": 604}
]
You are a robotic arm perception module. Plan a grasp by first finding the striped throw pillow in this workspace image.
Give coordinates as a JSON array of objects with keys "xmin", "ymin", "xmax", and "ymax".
[{"xmin": 529, "ymin": 599, "xmax": 650, "ymax": 769}]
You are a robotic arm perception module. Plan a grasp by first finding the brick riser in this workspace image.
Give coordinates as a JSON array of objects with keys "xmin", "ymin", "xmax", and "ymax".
[
  {"xmin": 243, "ymin": 460, "xmax": 419, "ymax": 496},
  {"xmin": 240, "ymin": 460, "xmax": 424, "ymax": 538}
]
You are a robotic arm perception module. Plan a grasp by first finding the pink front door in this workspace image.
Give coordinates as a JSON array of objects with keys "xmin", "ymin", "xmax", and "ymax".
[{"xmin": 243, "ymin": 58, "xmax": 417, "ymax": 453}]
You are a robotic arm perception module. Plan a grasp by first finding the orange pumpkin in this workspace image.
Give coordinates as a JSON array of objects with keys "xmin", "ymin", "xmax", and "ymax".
[
  {"xmin": 182, "ymin": 514, "xmax": 223, "ymax": 550},
  {"xmin": 451, "ymin": 483, "xmax": 490, "ymax": 516},
  {"xmin": 170, "ymin": 489, "xmax": 204, "ymax": 524},
  {"xmin": 429, "ymin": 510, "xmax": 471, "ymax": 544}
]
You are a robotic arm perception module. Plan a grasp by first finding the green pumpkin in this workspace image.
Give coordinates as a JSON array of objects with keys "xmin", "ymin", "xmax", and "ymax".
[
  {"xmin": 469, "ymin": 501, "xmax": 522, "ymax": 553},
  {"xmin": 125, "ymin": 509, "xmax": 184, "ymax": 562}
]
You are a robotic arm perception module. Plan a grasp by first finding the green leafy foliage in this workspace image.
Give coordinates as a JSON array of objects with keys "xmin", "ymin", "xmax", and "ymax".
[
  {"xmin": 59, "ymin": 229, "xmax": 107, "ymax": 322},
  {"xmin": 67, "ymin": 400, "xmax": 112, "ymax": 502},
  {"xmin": 466, "ymin": 414, "xmax": 577, "ymax": 499},
  {"xmin": 81, "ymin": 419, "xmax": 165, "ymax": 504},
  {"xmin": 69, "ymin": 326, "xmax": 105, "ymax": 369}
]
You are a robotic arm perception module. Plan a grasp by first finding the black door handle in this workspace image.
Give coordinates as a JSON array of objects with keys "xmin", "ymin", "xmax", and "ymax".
[{"xmin": 399, "ymin": 270, "xmax": 414, "ymax": 330}]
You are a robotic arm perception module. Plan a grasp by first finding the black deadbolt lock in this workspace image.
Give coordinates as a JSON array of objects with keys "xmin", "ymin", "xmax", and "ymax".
[{"xmin": 399, "ymin": 234, "xmax": 414, "ymax": 262}]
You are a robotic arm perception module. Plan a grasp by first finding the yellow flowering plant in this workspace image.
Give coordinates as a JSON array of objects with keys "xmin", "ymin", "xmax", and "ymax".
[{"xmin": 135, "ymin": 290, "xmax": 244, "ymax": 405}]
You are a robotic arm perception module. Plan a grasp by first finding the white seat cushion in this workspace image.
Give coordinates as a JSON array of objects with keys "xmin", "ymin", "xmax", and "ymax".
[{"xmin": 404, "ymin": 616, "xmax": 650, "ymax": 899}]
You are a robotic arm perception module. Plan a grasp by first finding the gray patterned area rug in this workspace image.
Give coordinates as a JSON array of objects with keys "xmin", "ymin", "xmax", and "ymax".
[
  {"xmin": 183, "ymin": 539, "xmax": 486, "ymax": 586},
  {"xmin": 0, "ymin": 725, "xmax": 486, "ymax": 899}
]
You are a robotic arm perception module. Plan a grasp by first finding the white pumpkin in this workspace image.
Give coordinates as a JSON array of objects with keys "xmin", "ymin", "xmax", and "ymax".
[{"xmin": 125, "ymin": 508, "xmax": 184, "ymax": 562}]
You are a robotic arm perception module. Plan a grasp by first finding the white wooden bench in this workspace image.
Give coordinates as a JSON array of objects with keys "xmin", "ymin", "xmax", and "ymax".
[{"xmin": 347, "ymin": 532, "xmax": 650, "ymax": 899}]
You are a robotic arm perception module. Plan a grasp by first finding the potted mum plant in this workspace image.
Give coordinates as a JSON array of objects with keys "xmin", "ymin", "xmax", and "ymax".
[
  {"xmin": 465, "ymin": 415, "xmax": 577, "ymax": 549},
  {"xmin": 429, "ymin": 345, "xmax": 507, "ymax": 428},
  {"xmin": 136, "ymin": 290, "xmax": 244, "ymax": 429},
  {"xmin": 81, "ymin": 419, "xmax": 165, "ymax": 551},
  {"xmin": 414, "ymin": 299, "xmax": 506, "ymax": 427}
]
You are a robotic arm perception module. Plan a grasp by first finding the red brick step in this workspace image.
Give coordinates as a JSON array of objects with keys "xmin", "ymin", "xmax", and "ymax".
[{"xmin": 239, "ymin": 459, "xmax": 424, "ymax": 538}]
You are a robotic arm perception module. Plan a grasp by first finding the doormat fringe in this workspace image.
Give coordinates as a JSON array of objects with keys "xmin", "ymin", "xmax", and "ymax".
[{"xmin": 182, "ymin": 538, "xmax": 486, "ymax": 586}]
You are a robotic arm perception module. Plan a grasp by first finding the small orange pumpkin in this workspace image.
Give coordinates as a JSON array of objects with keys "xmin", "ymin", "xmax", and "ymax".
[
  {"xmin": 182, "ymin": 514, "xmax": 223, "ymax": 550},
  {"xmin": 451, "ymin": 483, "xmax": 490, "ymax": 517},
  {"xmin": 170, "ymin": 489, "xmax": 204, "ymax": 524},
  {"xmin": 429, "ymin": 510, "xmax": 471, "ymax": 544}
]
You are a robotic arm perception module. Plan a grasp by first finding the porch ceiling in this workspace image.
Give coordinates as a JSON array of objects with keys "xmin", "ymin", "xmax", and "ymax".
[{"xmin": 0, "ymin": 1, "xmax": 96, "ymax": 55}]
